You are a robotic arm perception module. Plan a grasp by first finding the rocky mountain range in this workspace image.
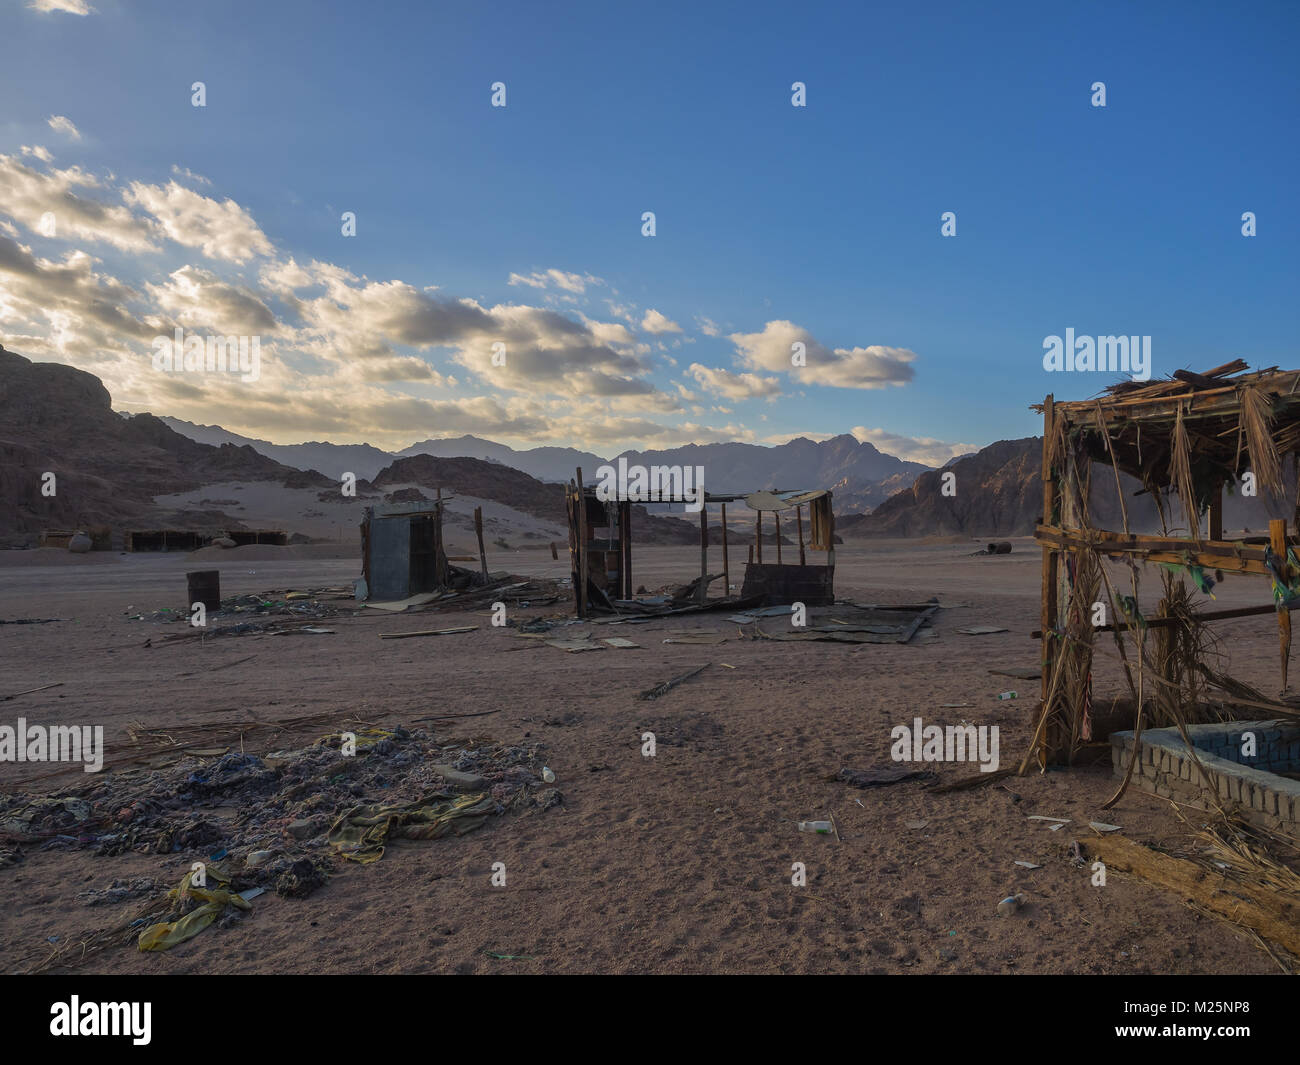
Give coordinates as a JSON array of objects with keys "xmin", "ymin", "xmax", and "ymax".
[{"xmin": 161, "ymin": 421, "xmax": 932, "ymax": 512}]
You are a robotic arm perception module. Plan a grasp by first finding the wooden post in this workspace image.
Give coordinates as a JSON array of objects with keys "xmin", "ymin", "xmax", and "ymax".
[
  {"xmin": 1271, "ymin": 517, "xmax": 1291, "ymax": 691},
  {"xmin": 575, "ymin": 468, "xmax": 588, "ymax": 618},
  {"xmin": 756, "ymin": 510, "xmax": 763, "ymax": 564},
  {"xmin": 720, "ymin": 502, "xmax": 730, "ymax": 597},
  {"xmin": 748, "ymin": 544, "xmax": 754, "ymax": 565},
  {"xmin": 1208, "ymin": 484, "xmax": 1223, "ymax": 542},
  {"xmin": 775, "ymin": 511, "xmax": 782, "ymax": 564},
  {"xmin": 550, "ymin": 541, "xmax": 558, "ymax": 561},
  {"xmin": 619, "ymin": 500, "xmax": 632, "ymax": 599},
  {"xmin": 1040, "ymin": 396, "xmax": 1060, "ymax": 746},
  {"xmin": 796, "ymin": 504, "xmax": 806, "ymax": 566},
  {"xmin": 474, "ymin": 506, "xmax": 489, "ymax": 581},
  {"xmin": 698, "ymin": 504, "xmax": 708, "ymax": 604}
]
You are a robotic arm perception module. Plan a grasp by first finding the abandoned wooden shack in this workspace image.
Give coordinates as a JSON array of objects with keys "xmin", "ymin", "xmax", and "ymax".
[
  {"xmin": 563, "ymin": 469, "xmax": 835, "ymax": 616},
  {"xmin": 1030, "ymin": 361, "xmax": 1300, "ymax": 803},
  {"xmin": 359, "ymin": 499, "xmax": 448, "ymax": 601}
]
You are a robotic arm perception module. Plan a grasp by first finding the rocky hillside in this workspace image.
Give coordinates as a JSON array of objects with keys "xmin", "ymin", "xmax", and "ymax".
[
  {"xmin": 840, "ymin": 436, "xmax": 1297, "ymax": 538},
  {"xmin": 0, "ymin": 345, "xmax": 334, "ymax": 547}
]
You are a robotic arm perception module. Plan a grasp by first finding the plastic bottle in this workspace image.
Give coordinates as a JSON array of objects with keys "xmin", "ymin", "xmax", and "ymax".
[
  {"xmin": 541, "ymin": 767, "xmax": 555, "ymax": 783},
  {"xmin": 996, "ymin": 691, "xmax": 1018, "ymax": 700},
  {"xmin": 797, "ymin": 820, "xmax": 834, "ymax": 834}
]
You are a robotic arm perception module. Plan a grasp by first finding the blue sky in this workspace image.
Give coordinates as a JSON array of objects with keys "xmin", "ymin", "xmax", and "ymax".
[{"xmin": 2, "ymin": 0, "xmax": 1297, "ymax": 463}]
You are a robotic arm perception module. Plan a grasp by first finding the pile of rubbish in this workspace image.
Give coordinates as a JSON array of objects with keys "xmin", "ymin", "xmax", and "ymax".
[
  {"xmin": 3, "ymin": 727, "xmax": 555, "ymax": 959},
  {"xmin": 127, "ymin": 588, "xmax": 357, "ymax": 627}
]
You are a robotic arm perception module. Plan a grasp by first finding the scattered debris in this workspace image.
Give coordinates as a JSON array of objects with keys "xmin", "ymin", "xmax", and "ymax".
[
  {"xmin": 837, "ymin": 767, "xmax": 935, "ymax": 788},
  {"xmin": 662, "ymin": 633, "xmax": 727, "ymax": 645},
  {"xmin": 959, "ymin": 626, "xmax": 1010, "ymax": 636},
  {"xmin": 601, "ymin": 637, "xmax": 640, "ymax": 648},
  {"xmin": 996, "ymin": 892, "xmax": 1028, "ymax": 916},
  {"xmin": 1089, "ymin": 821, "xmax": 1123, "ymax": 833},
  {"xmin": 989, "ymin": 667, "xmax": 1041, "ymax": 680},
  {"xmin": 905, "ymin": 820, "xmax": 930, "ymax": 830},
  {"xmin": 2, "ymin": 682, "xmax": 64, "ymax": 702},
  {"xmin": 378, "ymin": 626, "xmax": 477, "ymax": 640},
  {"xmin": 638, "ymin": 663, "xmax": 711, "ymax": 701},
  {"xmin": 1014, "ymin": 860, "xmax": 1042, "ymax": 870}
]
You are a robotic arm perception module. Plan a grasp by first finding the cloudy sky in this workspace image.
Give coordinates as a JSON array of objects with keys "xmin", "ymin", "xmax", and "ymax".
[{"xmin": 1, "ymin": 1, "xmax": 1297, "ymax": 465}]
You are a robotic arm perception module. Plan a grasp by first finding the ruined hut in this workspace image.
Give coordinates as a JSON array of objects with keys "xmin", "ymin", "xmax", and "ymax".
[
  {"xmin": 563, "ymin": 467, "xmax": 834, "ymax": 616},
  {"xmin": 1031, "ymin": 362, "xmax": 1300, "ymax": 830},
  {"xmin": 359, "ymin": 499, "xmax": 448, "ymax": 601}
]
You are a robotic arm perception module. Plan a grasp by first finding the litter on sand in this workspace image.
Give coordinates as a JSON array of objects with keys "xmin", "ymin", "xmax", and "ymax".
[
  {"xmin": 905, "ymin": 820, "xmax": 930, "ymax": 830},
  {"xmin": 328, "ymin": 792, "xmax": 496, "ymax": 864},
  {"xmin": 958, "ymin": 626, "xmax": 1010, "ymax": 635},
  {"xmin": 1027, "ymin": 815, "xmax": 1071, "ymax": 823},
  {"xmin": 989, "ymin": 666, "xmax": 1041, "ymax": 679},
  {"xmin": 601, "ymin": 637, "xmax": 640, "ymax": 648},
  {"xmin": 1089, "ymin": 821, "xmax": 1123, "ymax": 833},
  {"xmin": 1014, "ymin": 860, "xmax": 1042, "ymax": 869},
  {"xmin": 638, "ymin": 662, "xmax": 711, "ymax": 700},
  {"xmin": 378, "ymin": 626, "xmax": 477, "ymax": 640},
  {"xmin": 363, "ymin": 592, "xmax": 444, "ymax": 612},
  {"xmin": 545, "ymin": 638, "xmax": 605, "ymax": 652},
  {"xmin": 662, "ymin": 633, "xmax": 727, "ymax": 645},
  {"xmin": 837, "ymin": 767, "xmax": 935, "ymax": 788}
]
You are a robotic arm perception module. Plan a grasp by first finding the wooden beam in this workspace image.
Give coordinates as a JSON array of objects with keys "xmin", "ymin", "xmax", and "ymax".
[
  {"xmin": 575, "ymin": 468, "xmax": 588, "ymax": 618},
  {"xmin": 796, "ymin": 504, "xmax": 806, "ymax": 566},
  {"xmin": 1040, "ymin": 396, "xmax": 1058, "ymax": 712},
  {"xmin": 473, "ymin": 506, "xmax": 488, "ymax": 581},
  {"xmin": 755, "ymin": 510, "xmax": 762, "ymax": 564},
  {"xmin": 775, "ymin": 510, "xmax": 782, "ymax": 564},
  {"xmin": 698, "ymin": 504, "xmax": 708, "ymax": 605},
  {"xmin": 1272, "ymin": 517, "xmax": 1291, "ymax": 691},
  {"xmin": 620, "ymin": 500, "xmax": 632, "ymax": 599},
  {"xmin": 1030, "ymin": 599, "xmax": 1300, "ymax": 639},
  {"xmin": 720, "ymin": 502, "xmax": 729, "ymax": 598},
  {"xmin": 1084, "ymin": 834, "xmax": 1300, "ymax": 957}
]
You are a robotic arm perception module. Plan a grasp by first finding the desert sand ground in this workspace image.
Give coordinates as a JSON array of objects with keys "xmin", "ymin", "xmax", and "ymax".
[{"xmin": 0, "ymin": 537, "xmax": 1286, "ymax": 974}]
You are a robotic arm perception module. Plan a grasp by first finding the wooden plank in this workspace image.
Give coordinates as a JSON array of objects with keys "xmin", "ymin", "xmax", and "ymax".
[{"xmin": 1084, "ymin": 834, "xmax": 1300, "ymax": 957}]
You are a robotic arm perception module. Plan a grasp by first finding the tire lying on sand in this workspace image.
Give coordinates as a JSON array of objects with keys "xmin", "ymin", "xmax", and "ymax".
[{"xmin": 68, "ymin": 532, "xmax": 92, "ymax": 553}]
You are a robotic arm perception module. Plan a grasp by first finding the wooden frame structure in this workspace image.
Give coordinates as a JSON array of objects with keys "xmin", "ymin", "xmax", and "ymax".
[
  {"xmin": 1032, "ymin": 362, "xmax": 1300, "ymax": 768},
  {"xmin": 564, "ymin": 469, "xmax": 834, "ymax": 617}
]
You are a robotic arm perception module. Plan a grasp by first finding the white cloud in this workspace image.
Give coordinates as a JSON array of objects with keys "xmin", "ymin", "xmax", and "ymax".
[
  {"xmin": 170, "ymin": 164, "xmax": 212, "ymax": 187},
  {"xmin": 641, "ymin": 308, "xmax": 681, "ymax": 334},
  {"xmin": 850, "ymin": 426, "xmax": 978, "ymax": 467},
  {"xmin": 47, "ymin": 115, "xmax": 82, "ymax": 141},
  {"xmin": 0, "ymin": 153, "xmax": 159, "ymax": 253},
  {"xmin": 20, "ymin": 145, "xmax": 53, "ymax": 163},
  {"xmin": 687, "ymin": 362, "xmax": 781, "ymax": 400},
  {"xmin": 729, "ymin": 320, "xmax": 917, "ymax": 390},
  {"xmin": 507, "ymin": 268, "xmax": 601, "ymax": 294},
  {"xmin": 124, "ymin": 180, "xmax": 273, "ymax": 263},
  {"xmin": 28, "ymin": 0, "xmax": 94, "ymax": 13},
  {"xmin": 695, "ymin": 315, "xmax": 721, "ymax": 336}
]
